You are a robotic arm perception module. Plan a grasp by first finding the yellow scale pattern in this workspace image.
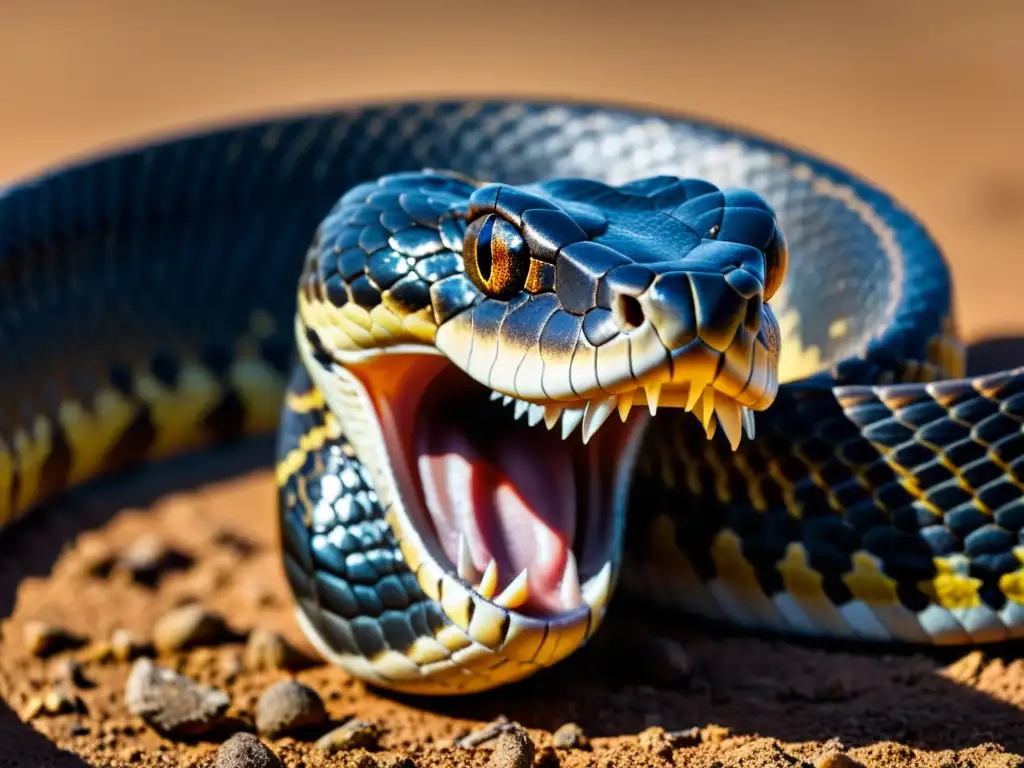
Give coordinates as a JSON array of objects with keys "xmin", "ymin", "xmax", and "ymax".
[
  {"xmin": 623, "ymin": 300, "xmax": 1023, "ymax": 643},
  {"xmin": 0, "ymin": 311, "xmax": 288, "ymax": 527}
]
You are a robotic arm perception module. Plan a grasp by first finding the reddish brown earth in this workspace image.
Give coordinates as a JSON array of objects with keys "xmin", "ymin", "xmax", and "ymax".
[
  {"xmin": 2, "ymin": 1, "xmax": 1024, "ymax": 766},
  {"xmin": 2, "ymin": 444, "xmax": 1024, "ymax": 768}
]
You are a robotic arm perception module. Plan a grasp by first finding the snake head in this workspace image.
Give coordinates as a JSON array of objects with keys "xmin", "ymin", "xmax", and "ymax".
[
  {"xmin": 294, "ymin": 170, "xmax": 785, "ymax": 693},
  {"xmin": 441, "ymin": 175, "xmax": 785, "ymax": 442}
]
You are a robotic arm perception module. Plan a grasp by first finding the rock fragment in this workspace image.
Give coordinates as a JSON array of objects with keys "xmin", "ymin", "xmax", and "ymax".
[
  {"xmin": 815, "ymin": 752, "xmax": 866, "ymax": 768},
  {"xmin": 551, "ymin": 722, "xmax": 589, "ymax": 750},
  {"xmin": 453, "ymin": 715, "xmax": 518, "ymax": 748},
  {"xmin": 43, "ymin": 685, "xmax": 85, "ymax": 715},
  {"xmin": 153, "ymin": 604, "xmax": 233, "ymax": 654},
  {"xmin": 315, "ymin": 719, "xmax": 382, "ymax": 753},
  {"xmin": 216, "ymin": 733, "xmax": 282, "ymax": 768},
  {"xmin": 124, "ymin": 657, "xmax": 230, "ymax": 737},
  {"xmin": 488, "ymin": 725, "xmax": 535, "ymax": 768},
  {"xmin": 111, "ymin": 628, "xmax": 143, "ymax": 662},
  {"xmin": 255, "ymin": 679, "xmax": 327, "ymax": 738},
  {"xmin": 244, "ymin": 628, "xmax": 312, "ymax": 671}
]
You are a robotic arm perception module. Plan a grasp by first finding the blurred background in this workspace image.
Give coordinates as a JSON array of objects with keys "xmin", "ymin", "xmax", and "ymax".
[{"xmin": 1, "ymin": 0, "xmax": 1022, "ymax": 347}]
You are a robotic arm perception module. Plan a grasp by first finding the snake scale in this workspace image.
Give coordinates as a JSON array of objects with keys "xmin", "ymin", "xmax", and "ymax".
[{"xmin": 1, "ymin": 98, "xmax": 1021, "ymax": 696}]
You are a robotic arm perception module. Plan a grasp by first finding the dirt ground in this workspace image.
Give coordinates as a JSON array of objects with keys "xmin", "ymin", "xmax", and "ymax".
[
  {"xmin": 2, "ymin": 444, "xmax": 1024, "ymax": 768},
  {"xmin": 2, "ymin": 1, "xmax": 1024, "ymax": 767}
]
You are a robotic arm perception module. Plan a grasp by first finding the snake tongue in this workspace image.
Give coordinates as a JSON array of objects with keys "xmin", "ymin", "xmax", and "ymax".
[{"xmin": 416, "ymin": 413, "xmax": 578, "ymax": 614}]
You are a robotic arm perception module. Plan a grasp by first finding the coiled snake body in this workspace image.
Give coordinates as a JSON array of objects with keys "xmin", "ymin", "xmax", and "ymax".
[{"xmin": 1, "ymin": 99, "xmax": 1018, "ymax": 695}]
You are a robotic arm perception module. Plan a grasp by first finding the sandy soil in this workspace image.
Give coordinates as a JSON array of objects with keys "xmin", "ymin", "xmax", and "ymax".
[
  {"xmin": 1, "ymin": 1, "xmax": 1024, "ymax": 766},
  {"xmin": 2, "ymin": 443, "xmax": 1024, "ymax": 768}
]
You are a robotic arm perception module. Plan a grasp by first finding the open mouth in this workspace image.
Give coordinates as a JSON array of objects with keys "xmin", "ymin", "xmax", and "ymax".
[
  {"xmin": 297, "ymin": 312, "xmax": 771, "ymax": 629},
  {"xmin": 413, "ymin": 367, "xmax": 637, "ymax": 618},
  {"xmin": 295, "ymin": 294, "xmax": 774, "ymax": 690}
]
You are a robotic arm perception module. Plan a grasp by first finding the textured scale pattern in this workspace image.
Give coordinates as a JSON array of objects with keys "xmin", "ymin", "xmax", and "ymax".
[
  {"xmin": 0, "ymin": 99, "xmax": 1018, "ymax": 695},
  {"xmin": 277, "ymin": 368, "xmax": 451, "ymax": 672},
  {"xmin": 297, "ymin": 171, "xmax": 479, "ymax": 352}
]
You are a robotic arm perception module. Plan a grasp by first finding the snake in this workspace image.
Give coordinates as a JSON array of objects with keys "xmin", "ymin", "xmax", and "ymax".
[{"xmin": 0, "ymin": 98, "xmax": 1019, "ymax": 698}]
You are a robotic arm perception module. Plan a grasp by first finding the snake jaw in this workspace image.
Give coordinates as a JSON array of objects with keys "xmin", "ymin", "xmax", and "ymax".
[{"xmin": 295, "ymin": 322, "xmax": 645, "ymax": 692}]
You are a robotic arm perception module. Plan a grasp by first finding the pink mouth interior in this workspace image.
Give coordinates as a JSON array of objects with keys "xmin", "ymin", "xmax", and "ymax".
[{"xmin": 416, "ymin": 403, "xmax": 582, "ymax": 614}]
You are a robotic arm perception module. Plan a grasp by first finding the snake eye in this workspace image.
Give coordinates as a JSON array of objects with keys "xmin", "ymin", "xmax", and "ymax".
[
  {"xmin": 463, "ymin": 214, "xmax": 530, "ymax": 299},
  {"xmin": 762, "ymin": 225, "xmax": 789, "ymax": 301}
]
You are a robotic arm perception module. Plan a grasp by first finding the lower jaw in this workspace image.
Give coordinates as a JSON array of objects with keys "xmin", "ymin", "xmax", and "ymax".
[
  {"xmin": 295, "ymin": 331, "xmax": 650, "ymax": 687},
  {"xmin": 376, "ymin": 384, "xmax": 650, "ymax": 693}
]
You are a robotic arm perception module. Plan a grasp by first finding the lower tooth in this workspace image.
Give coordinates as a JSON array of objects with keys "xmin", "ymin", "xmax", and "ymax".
[
  {"xmin": 559, "ymin": 551, "xmax": 583, "ymax": 610},
  {"xmin": 493, "ymin": 569, "xmax": 529, "ymax": 609},
  {"xmin": 457, "ymin": 534, "xmax": 478, "ymax": 583},
  {"xmin": 582, "ymin": 562, "xmax": 613, "ymax": 610},
  {"xmin": 476, "ymin": 560, "xmax": 499, "ymax": 599}
]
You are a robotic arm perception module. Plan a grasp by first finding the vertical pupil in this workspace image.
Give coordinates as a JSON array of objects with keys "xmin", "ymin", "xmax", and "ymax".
[{"xmin": 476, "ymin": 216, "xmax": 495, "ymax": 283}]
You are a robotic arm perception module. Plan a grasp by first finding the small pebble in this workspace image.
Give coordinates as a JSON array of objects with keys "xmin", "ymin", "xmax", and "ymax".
[
  {"xmin": 120, "ymin": 533, "xmax": 193, "ymax": 586},
  {"xmin": 552, "ymin": 722, "xmax": 589, "ymax": 750},
  {"xmin": 816, "ymin": 752, "xmax": 866, "ymax": 768},
  {"xmin": 112, "ymin": 629, "xmax": 142, "ymax": 662},
  {"xmin": 453, "ymin": 715, "xmax": 516, "ymax": 748},
  {"xmin": 23, "ymin": 621, "xmax": 86, "ymax": 657},
  {"xmin": 255, "ymin": 679, "xmax": 328, "ymax": 738},
  {"xmin": 124, "ymin": 657, "xmax": 231, "ymax": 738},
  {"xmin": 153, "ymin": 604, "xmax": 233, "ymax": 654},
  {"xmin": 488, "ymin": 725, "xmax": 534, "ymax": 768},
  {"xmin": 50, "ymin": 657, "xmax": 95, "ymax": 689},
  {"xmin": 244, "ymin": 628, "xmax": 311, "ymax": 672},
  {"xmin": 316, "ymin": 719, "xmax": 382, "ymax": 753},
  {"xmin": 217, "ymin": 733, "xmax": 282, "ymax": 768},
  {"xmin": 43, "ymin": 685, "xmax": 85, "ymax": 715}
]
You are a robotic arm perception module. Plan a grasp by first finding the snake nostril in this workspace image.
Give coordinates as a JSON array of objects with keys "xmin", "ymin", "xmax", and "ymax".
[{"xmin": 614, "ymin": 294, "xmax": 645, "ymax": 331}]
